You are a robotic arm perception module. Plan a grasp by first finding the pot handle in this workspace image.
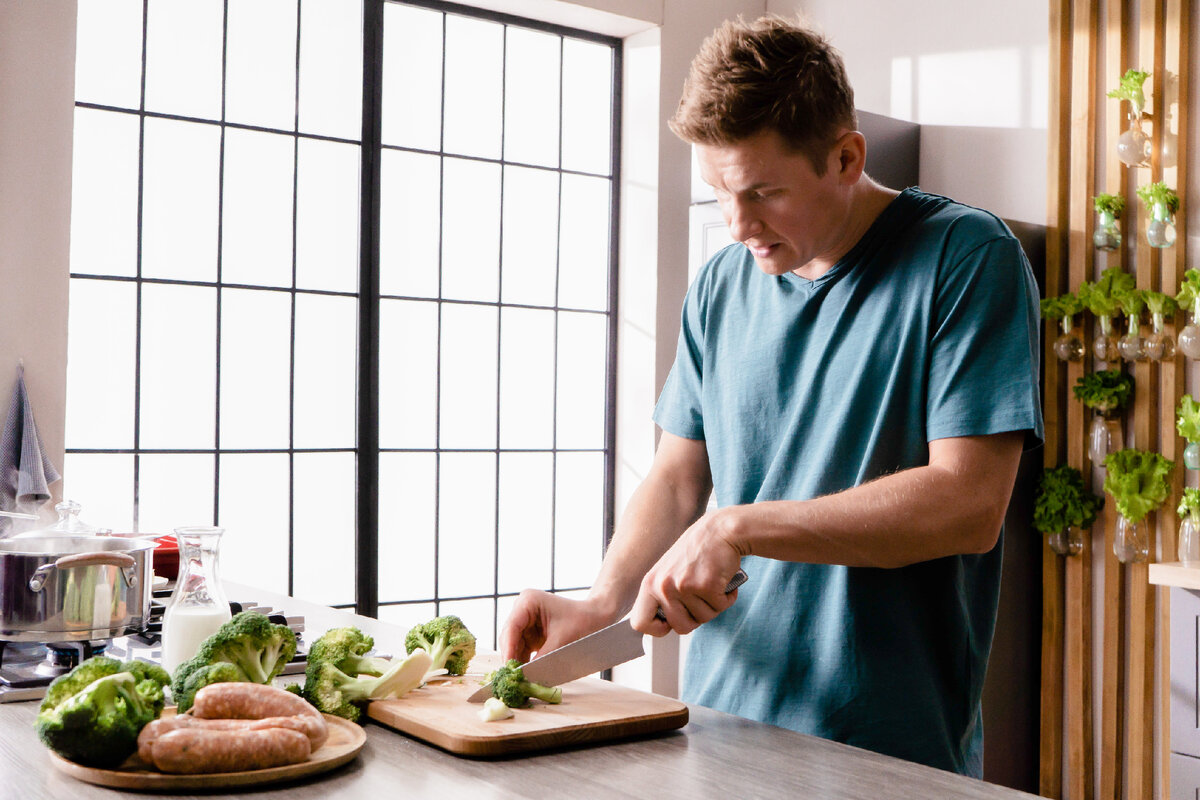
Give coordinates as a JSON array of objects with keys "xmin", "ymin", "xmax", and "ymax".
[{"xmin": 29, "ymin": 552, "xmax": 139, "ymax": 592}]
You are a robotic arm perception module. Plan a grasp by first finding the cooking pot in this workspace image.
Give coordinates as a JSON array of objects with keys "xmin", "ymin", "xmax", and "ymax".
[{"xmin": 0, "ymin": 535, "xmax": 156, "ymax": 642}]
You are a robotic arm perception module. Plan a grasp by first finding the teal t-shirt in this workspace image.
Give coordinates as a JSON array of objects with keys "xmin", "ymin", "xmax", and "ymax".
[{"xmin": 652, "ymin": 188, "xmax": 1044, "ymax": 776}]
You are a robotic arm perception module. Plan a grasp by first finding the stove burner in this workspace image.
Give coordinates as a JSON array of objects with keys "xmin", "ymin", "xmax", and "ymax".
[{"xmin": 41, "ymin": 640, "xmax": 109, "ymax": 677}]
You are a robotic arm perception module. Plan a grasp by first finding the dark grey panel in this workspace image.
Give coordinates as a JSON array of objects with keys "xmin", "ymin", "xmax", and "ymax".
[{"xmin": 858, "ymin": 108, "xmax": 919, "ymax": 191}]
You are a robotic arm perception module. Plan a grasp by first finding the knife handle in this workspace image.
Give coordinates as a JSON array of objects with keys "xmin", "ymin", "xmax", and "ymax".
[{"xmin": 652, "ymin": 568, "xmax": 748, "ymax": 622}]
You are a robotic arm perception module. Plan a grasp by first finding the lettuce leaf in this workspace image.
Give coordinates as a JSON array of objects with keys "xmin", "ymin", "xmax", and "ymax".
[
  {"xmin": 1102, "ymin": 449, "xmax": 1174, "ymax": 523},
  {"xmin": 1034, "ymin": 465, "xmax": 1103, "ymax": 534}
]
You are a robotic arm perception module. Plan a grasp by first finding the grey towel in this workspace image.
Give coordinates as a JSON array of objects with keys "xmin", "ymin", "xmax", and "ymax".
[{"xmin": 0, "ymin": 364, "xmax": 61, "ymax": 536}]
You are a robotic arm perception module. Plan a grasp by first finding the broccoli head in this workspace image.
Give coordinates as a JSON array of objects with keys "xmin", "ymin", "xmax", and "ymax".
[
  {"xmin": 36, "ymin": 656, "xmax": 171, "ymax": 767},
  {"xmin": 488, "ymin": 659, "xmax": 562, "ymax": 708},
  {"xmin": 404, "ymin": 615, "xmax": 476, "ymax": 676},
  {"xmin": 170, "ymin": 611, "xmax": 297, "ymax": 712},
  {"xmin": 301, "ymin": 627, "xmax": 432, "ymax": 722}
]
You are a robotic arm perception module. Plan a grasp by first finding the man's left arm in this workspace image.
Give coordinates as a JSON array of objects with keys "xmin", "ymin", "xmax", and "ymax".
[{"xmin": 631, "ymin": 430, "xmax": 1025, "ymax": 633}]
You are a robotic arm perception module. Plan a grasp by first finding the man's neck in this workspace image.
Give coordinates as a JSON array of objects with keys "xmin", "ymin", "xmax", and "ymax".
[{"xmin": 792, "ymin": 180, "xmax": 901, "ymax": 281}]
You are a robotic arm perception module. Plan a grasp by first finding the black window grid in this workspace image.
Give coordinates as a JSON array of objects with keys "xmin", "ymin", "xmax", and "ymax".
[{"xmin": 66, "ymin": 0, "xmax": 621, "ymax": 642}]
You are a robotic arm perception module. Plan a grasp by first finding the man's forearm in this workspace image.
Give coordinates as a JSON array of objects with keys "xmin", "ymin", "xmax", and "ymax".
[{"xmin": 719, "ymin": 432, "xmax": 1024, "ymax": 568}]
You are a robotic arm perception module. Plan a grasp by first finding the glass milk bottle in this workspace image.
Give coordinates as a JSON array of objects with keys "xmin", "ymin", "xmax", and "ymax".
[{"xmin": 162, "ymin": 526, "xmax": 231, "ymax": 674}]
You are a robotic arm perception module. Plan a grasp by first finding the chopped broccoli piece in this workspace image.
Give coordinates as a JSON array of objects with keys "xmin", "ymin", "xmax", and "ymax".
[
  {"xmin": 35, "ymin": 656, "xmax": 170, "ymax": 767},
  {"xmin": 301, "ymin": 626, "xmax": 433, "ymax": 722},
  {"xmin": 170, "ymin": 611, "xmax": 297, "ymax": 712},
  {"xmin": 404, "ymin": 615, "xmax": 477, "ymax": 676},
  {"xmin": 488, "ymin": 659, "xmax": 562, "ymax": 707}
]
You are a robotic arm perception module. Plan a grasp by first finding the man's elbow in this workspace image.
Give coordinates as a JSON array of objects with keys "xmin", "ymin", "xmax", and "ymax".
[{"xmin": 962, "ymin": 496, "xmax": 1009, "ymax": 554}]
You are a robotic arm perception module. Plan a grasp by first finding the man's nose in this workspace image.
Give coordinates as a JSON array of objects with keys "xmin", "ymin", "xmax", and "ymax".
[{"xmin": 725, "ymin": 199, "xmax": 762, "ymax": 242}]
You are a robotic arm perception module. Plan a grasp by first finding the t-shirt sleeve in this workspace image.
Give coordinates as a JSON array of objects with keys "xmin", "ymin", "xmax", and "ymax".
[
  {"xmin": 653, "ymin": 281, "xmax": 707, "ymax": 441},
  {"xmin": 926, "ymin": 231, "xmax": 1044, "ymax": 445}
]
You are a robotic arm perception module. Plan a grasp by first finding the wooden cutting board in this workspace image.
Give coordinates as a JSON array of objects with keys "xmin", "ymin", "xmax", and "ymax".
[{"xmin": 367, "ymin": 657, "xmax": 688, "ymax": 757}]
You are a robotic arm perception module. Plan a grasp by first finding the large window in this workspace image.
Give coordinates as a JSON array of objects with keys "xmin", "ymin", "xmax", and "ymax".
[{"xmin": 65, "ymin": 0, "xmax": 620, "ymax": 649}]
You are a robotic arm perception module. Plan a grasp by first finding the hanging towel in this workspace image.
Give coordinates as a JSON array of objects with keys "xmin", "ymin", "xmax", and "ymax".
[{"xmin": 0, "ymin": 364, "xmax": 61, "ymax": 536}]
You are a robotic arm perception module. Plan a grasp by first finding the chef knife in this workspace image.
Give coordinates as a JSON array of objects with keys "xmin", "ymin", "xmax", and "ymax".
[{"xmin": 468, "ymin": 568, "xmax": 748, "ymax": 702}]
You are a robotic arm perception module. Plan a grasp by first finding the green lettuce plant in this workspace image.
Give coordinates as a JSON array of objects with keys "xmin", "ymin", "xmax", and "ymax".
[
  {"xmin": 1034, "ymin": 465, "xmax": 1103, "ymax": 536},
  {"xmin": 1073, "ymin": 369, "xmax": 1133, "ymax": 414},
  {"xmin": 1102, "ymin": 448, "xmax": 1173, "ymax": 524}
]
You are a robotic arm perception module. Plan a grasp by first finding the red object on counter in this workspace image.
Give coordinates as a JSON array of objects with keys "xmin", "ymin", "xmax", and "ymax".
[{"xmin": 152, "ymin": 535, "xmax": 180, "ymax": 580}]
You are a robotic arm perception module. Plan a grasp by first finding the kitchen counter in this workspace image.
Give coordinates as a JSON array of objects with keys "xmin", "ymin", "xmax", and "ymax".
[{"xmin": 0, "ymin": 584, "xmax": 1042, "ymax": 799}]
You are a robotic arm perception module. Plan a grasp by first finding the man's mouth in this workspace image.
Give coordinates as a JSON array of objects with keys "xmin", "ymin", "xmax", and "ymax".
[{"xmin": 746, "ymin": 243, "xmax": 776, "ymax": 258}]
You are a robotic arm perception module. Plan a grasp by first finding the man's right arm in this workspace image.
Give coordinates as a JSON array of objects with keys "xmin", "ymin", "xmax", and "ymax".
[{"xmin": 499, "ymin": 432, "xmax": 713, "ymax": 662}]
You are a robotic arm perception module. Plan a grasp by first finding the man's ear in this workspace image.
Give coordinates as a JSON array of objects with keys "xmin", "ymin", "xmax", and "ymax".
[{"xmin": 834, "ymin": 130, "xmax": 867, "ymax": 183}]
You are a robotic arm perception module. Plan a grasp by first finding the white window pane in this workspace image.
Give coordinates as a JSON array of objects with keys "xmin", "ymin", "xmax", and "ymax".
[
  {"xmin": 500, "ymin": 166, "xmax": 558, "ymax": 307},
  {"xmin": 75, "ymin": 0, "xmax": 143, "ymax": 109},
  {"xmin": 443, "ymin": 14, "xmax": 502, "ymax": 159},
  {"xmin": 499, "ymin": 307, "xmax": 554, "ymax": 450},
  {"xmin": 298, "ymin": 0, "xmax": 362, "ymax": 140},
  {"xmin": 439, "ymin": 304, "xmax": 497, "ymax": 450},
  {"xmin": 219, "ymin": 453, "xmax": 291, "ymax": 596},
  {"xmin": 377, "ymin": 602, "xmax": 436, "ymax": 635},
  {"xmin": 144, "ymin": 0, "xmax": 223, "ymax": 120},
  {"xmin": 293, "ymin": 294, "xmax": 356, "ymax": 449},
  {"xmin": 292, "ymin": 452, "xmax": 355, "ymax": 606},
  {"xmin": 437, "ymin": 597, "xmax": 494, "ymax": 655},
  {"xmin": 561, "ymin": 38, "xmax": 612, "ymax": 175},
  {"xmin": 497, "ymin": 452, "xmax": 552, "ymax": 595},
  {"xmin": 220, "ymin": 289, "xmax": 292, "ymax": 449},
  {"xmin": 296, "ymin": 138, "xmax": 360, "ymax": 293},
  {"xmin": 504, "ymin": 27, "xmax": 560, "ymax": 168},
  {"xmin": 379, "ymin": 299, "xmax": 438, "ymax": 449},
  {"xmin": 555, "ymin": 311, "xmax": 606, "ymax": 449},
  {"xmin": 140, "ymin": 284, "xmax": 217, "ymax": 449},
  {"xmin": 382, "ymin": 4, "xmax": 442, "ymax": 150},
  {"xmin": 66, "ymin": 279, "xmax": 136, "ymax": 449},
  {"xmin": 378, "ymin": 453, "xmax": 436, "ymax": 602},
  {"xmin": 138, "ymin": 453, "xmax": 216, "ymax": 534},
  {"xmin": 380, "ymin": 150, "xmax": 440, "ymax": 299},
  {"xmin": 557, "ymin": 174, "xmax": 611, "ymax": 311},
  {"xmin": 142, "ymin": 118, "xmax": 220, "ymax": 282},
  {"xmin": 226, "ymin": 0, "xmax": 298, "ymax": 130},
  {"xmin": 70, "ymin": 108, "xmax": 139, "ymax": 277},
  {"xmin": 441, "ymin": 158, "xmax": 499, "ymax": 302},
  {"xmin": 62, "ymin": 453, "xmax": 135, "ymax": 533},
  {"xmin": 437, "ymin": 453, "xmax": 495, "ymax": 599},
  {"xmin": 554, "ymin": 451, "xmax": 603, "ymax": 589},
  {"xmin": 222, "ymin": 128, "xmax": 295, "ymax": 288}
]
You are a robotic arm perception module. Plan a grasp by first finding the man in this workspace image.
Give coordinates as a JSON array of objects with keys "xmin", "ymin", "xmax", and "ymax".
[{"xmin": 500, "ymin": 15, "xmax": 1042, "ymax": 777}]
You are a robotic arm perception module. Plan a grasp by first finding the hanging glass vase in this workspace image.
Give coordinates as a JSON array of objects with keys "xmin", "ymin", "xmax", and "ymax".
[
  {"xmin": 1088, "ymin": 408, "xmax": 1124, "ymax": 466},
  {"xmin": 1053, "ymin": 316, "xmax": 1084, "ymax": 362},
  {"xmin": 1178, "ymin": 299, "xmax": 1200, "ymax": 359},
  {"xmin": 1185, "ymin": 442, "xmax": 1200, "ymax": 470},
  {"xmin": 1142, "ymin": 311, "xmax": 1176, "ymax": 361},
  {"xmin": 1048, "ymin": 527, "xmax": 1084, "ymax": 557},
  {"xmin": 1113, "ymin": 514, "xmax": 1150, "ymax": 563},
  {"xmin": 1180, "ymin": 518, "xmax": 1200, "ymax": 565},
  {"xmin": 1146, "ymin": 200, "xmax": 1177, "ymax": 248},
  {"xmin": 1094, "ymin": 316, "xmax": 1120, "ymax": 363},
  {"xmin": 1117, "ymin": 317, "xmax": 1144, "ymax": 362},
  {"xmin": 1093, "ymin": 209, "xmax": 1122, "ymax": 251},
  {"xmin": 1116, "ymin": 115, "xmax": 1152, "ymax": 167}
]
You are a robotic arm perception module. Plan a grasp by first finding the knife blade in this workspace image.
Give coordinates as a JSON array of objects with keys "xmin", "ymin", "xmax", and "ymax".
[{"xmin": 468, "ymin": 568, "xmax": 748, "ymax": 702}]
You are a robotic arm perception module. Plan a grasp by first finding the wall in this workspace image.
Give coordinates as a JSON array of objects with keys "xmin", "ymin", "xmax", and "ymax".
[{"xmin": 0, "ymin": 0, "xmax": 76, "ymax": 524}]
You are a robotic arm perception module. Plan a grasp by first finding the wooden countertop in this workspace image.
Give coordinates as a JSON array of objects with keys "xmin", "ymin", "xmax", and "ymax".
[{"xmin": 0, "ymin": 583, "xmax": 1043, "ymax": 800}]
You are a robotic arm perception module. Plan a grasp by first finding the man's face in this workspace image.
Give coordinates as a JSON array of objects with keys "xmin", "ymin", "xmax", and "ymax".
[{"xmin": 696, "ymin": 129, "xmax": 849, "ymax": 278}]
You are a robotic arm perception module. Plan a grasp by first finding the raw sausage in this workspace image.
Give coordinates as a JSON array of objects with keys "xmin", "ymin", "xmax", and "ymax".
[
  {"xmin": 147, "ymin": 728, "xmax": 310, "ymax": 774},
  {"xmin": 191, "ymin": 682, "xmax": 320, "ymax": 721},
  {"xmin": 137, "ymin": 712, "xmax": 328, "ymax": 762}
]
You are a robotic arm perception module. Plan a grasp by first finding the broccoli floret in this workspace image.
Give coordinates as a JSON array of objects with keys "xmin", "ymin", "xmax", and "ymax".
[
  {"xmin": 35, "ymin": 656, "xmax": 170, "ymax": 767},
  {"xmin": 170, "ymin": 611, "xmax": 297, "ymax": 712},
  {"xmin": 404, "ymin": 615, "xmax": 476, "ymax": 676},
  {"xmin": 301, "ymin": 629, "xmax": 432, "ymax": 723},
  {"xmin": 306, "ymin": 627, "xmax": 393, "ymax": 677},
  {"xmin": 488, "ymin": 659, "xmax": 562, "ymax": 707}
]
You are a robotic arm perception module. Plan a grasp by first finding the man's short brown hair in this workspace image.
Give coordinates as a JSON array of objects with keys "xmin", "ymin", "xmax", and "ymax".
[{"xmin": 668, "ymin": 15, "xmax": 858, "ymax": 175}]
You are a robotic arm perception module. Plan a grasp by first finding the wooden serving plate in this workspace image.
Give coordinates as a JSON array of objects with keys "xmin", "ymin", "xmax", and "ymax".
[{"xmin": 47, "ymin": 710, "xmax": 365, "ymax": 791}]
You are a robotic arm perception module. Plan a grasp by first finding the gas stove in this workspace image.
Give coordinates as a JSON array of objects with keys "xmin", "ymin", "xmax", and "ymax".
[{"xmin": 0, "ymin": 591, "xmax": 307, "ymax": 703}]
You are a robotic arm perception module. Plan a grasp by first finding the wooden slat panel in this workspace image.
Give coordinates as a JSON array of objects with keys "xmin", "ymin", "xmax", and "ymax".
[
  {"xmin": 1040, "ymin": 2, "xmax": 1074, "ymax": 797},
  {"xmin": 1065, "ymin": 2, "xmax": 1098, "ymax": 797},
  {"xmin": 1159, "ymin": 0, "xmax": 1191, "ymax": 792}
]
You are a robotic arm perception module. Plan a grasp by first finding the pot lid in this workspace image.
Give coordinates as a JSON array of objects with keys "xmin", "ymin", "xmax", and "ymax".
[
  {"xmin": 10, "ymin": 500, "xmax": 111, "ymax": 539},
  {"xmin": 0, "ymin": 534, "xmax": 156, "ymax": 556}
]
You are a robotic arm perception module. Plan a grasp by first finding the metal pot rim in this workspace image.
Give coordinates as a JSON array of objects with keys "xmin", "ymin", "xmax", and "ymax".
[{"xmin": 0, "ymin": 535, "xmax": 157, "ymax": 556}]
